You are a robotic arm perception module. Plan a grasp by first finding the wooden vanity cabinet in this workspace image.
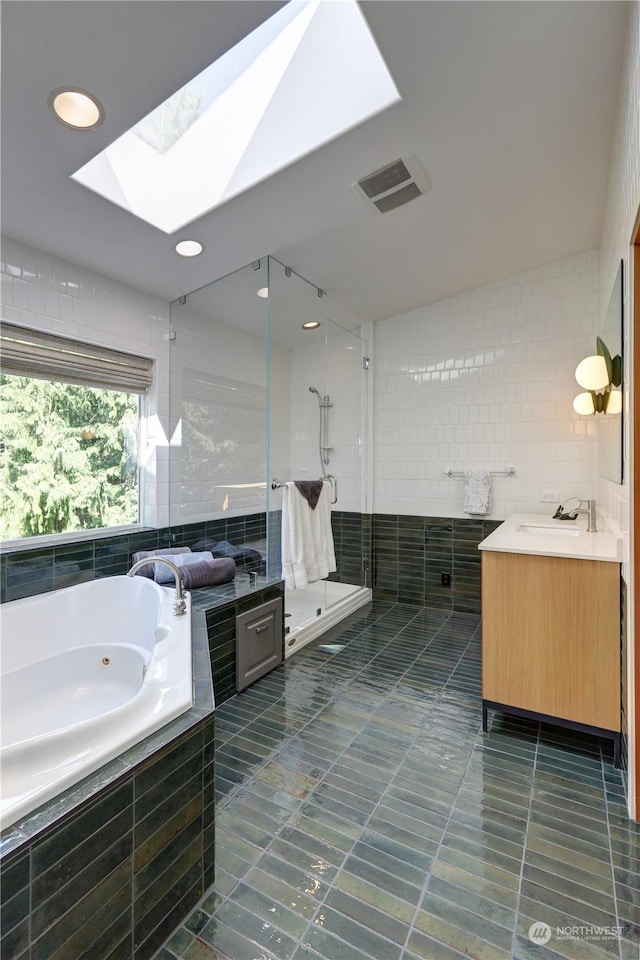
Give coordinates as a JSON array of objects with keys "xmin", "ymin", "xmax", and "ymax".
[{"xmin": 482, "ymin": 550, "xmax": 620, "ymax": 743}]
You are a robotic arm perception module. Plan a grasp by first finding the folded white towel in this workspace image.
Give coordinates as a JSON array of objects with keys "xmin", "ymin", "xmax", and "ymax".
[
  {"xmin": 464, "ymin": 470, "xmax": 491, "ymax": 515},
  {"xmin": 281, "ymin": 480, "xmax": 336, "ymax": 590},
  {"xmin": 153, "ymin": 551, "xmax": 213, "ymax": 583}
]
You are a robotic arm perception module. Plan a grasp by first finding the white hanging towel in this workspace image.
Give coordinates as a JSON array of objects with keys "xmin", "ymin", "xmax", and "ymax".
[
  {"xmin": 464, "ymin": 470, "xmax": 491, "ymax": 515},
  {"xmin": 281, "ymin": 480, "xmax": 336, "ymax": 590}
]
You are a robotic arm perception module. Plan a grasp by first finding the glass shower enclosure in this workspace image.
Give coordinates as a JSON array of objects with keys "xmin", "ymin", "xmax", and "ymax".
[
  {"xmin": 267, "ymin": 258, "xmax": 371, "ymax": 654},
  {"xmin": 169, "ymin": 256, "xmax": 371, "ymax": 656},
  {"xmin": 168, "ymin": 259, "xmax": 271, "ymax": 583}
]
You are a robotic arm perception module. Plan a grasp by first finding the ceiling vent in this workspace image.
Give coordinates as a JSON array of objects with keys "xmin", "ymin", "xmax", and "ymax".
[{"xmin": 351, "ymin": 155, "xmax": 430, "ymax": 213}]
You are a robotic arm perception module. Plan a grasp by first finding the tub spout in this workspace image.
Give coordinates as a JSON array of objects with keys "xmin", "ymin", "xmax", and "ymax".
[{"xmin": 127, "ymin": 557, "xmax": 187, "ymax": 616}]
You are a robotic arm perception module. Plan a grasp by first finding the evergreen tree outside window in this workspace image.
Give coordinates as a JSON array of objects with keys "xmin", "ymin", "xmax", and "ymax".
[{"xmin": 0, "ymin": 325, "xmax": 152, "ymax": 540}]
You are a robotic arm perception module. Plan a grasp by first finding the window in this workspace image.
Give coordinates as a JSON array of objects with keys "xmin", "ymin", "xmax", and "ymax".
[
  {"xmin": 71, "ymin": 0, "xmax": 400, "ymax": 232},
  {"xmin": 0, "ymin": 325, "xmax": 152, "ymax": 540}
]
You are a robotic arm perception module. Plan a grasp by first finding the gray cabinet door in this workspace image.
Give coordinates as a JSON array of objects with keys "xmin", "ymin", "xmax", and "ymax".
[{"xmin": 236, "ymin": 597, "xmax": 283, "ymax": 692}]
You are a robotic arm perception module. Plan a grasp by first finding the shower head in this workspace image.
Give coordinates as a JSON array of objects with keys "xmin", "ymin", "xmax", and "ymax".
[{"xmin": 309, "ymin": 385, "xmax": 331, "ymax": 407}]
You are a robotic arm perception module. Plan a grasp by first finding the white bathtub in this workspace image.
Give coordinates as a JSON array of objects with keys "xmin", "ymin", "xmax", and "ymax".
[{"xmin": 0, "ymin": 575, "xmax": 193, "ymax": 831}]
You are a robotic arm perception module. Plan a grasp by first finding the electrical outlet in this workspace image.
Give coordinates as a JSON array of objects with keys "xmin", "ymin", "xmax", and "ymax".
[{"xmin": 540, "ymin": 490, "xmax": 559, "ymax": 503}]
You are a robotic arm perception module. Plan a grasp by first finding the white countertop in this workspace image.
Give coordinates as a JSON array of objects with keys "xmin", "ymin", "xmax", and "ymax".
[{"xmin": 478, "ymin": 513, "xmax": 622, "ymax": 563}]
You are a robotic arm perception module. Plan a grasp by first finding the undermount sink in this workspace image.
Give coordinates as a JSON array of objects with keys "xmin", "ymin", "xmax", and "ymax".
[
  {"xmin": 516, "ymin": 522, "xmax": 580, "ymax": 537},
  {"xmin": 478, "ymin": 513, "xmax": 619, "ymax": 562}
]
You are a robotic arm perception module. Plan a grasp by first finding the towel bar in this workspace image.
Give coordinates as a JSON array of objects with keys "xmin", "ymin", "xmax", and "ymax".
[
  {"xmin": 271, "ymin": 476, "xmax": 338, "ymax": 505},
  {"xmin": 444, "ymin": 466, "xmax": 516, "ymax": 478}
]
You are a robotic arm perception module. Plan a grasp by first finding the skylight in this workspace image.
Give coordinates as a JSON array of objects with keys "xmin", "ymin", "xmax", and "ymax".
[{"xmin": 71, "ymin": 0, "xmax": 401, "ymax": 233}]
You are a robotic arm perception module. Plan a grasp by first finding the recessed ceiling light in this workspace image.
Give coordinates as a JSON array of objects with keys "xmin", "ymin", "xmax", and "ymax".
[
  {"xmin": 174, "ymin": 239, "xmax": 204, "ymax": 257},
  {"xmin": 257, "ymin": 287, "xmax": 269, "ymax": 298},
  {"xmin": 48, "ymin": 87, "xmax": 104, "ymax": 130},
  {"xmin": 302, "ymin": 321, "xmax": 321, "ymax": 330}
]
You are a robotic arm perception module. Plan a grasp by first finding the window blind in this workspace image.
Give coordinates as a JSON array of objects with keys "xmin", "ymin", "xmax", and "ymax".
[{"xmin": 0, "ymin": 323, "xmax": 153, "ymax": 393}]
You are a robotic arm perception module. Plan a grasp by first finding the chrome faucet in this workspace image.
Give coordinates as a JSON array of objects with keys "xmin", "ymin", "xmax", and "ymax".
[
  {"xmin": 552, "ymin": 497, "xmax": 597, "ymax": 531},
  {"xmin": 127, "ymin": 557, "xmax": 188, "ymax": 616},
  {"xmin": 574, "ymin": 499, "xmax": 597, "ymax": 532}
]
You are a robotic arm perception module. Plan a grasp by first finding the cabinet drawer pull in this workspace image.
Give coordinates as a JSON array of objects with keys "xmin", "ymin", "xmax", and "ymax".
[{"xmin": 255, "ymin": 622, "xmax": 270, "ymax": 634}]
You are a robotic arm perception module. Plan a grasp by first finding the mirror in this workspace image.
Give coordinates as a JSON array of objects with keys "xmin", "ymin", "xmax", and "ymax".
[{"xmin": 597, "ymin": 260, "xmax": 623, "ymax": 483}]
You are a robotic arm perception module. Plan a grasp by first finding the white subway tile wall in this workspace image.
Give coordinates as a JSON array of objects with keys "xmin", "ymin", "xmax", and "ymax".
[
  {"xmin": 1, "ymin": 237, "xmax": 621, "ymax": 531},
  {"xmin": 169, "ymin": 301, "xmax": 291, "ymax": 524},
  {"xmin": 0, "ymin": 240, "xmax": 300, "ymax": 531},
  {"xmin": 288, "ymin": 325, "xmax": 367, "ymax": 514},
  {"xmin": 0, "ymin": 236, "xmax": 171, "ymax": 528},
  {"xmin": 373, "ymin": 249, "xmax": 601, "ymax": 519}
]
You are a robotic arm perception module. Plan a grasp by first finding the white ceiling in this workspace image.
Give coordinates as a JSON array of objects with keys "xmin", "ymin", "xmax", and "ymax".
[{"xmin": 0, "ymin": 1, "xmax": 628, "ymax": 329}]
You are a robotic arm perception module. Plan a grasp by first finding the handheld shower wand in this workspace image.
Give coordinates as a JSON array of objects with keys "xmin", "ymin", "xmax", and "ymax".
[
  {"xmin": 308, "ymin": 386, "xmax": 331, "ymax": 470},
  {"xmin": 307, "ymin": 386, "xmax": 338, "ymax": 505},
  {"xmin": 308, "ymin": 385, "xmax": 330, "ymax": 406}
]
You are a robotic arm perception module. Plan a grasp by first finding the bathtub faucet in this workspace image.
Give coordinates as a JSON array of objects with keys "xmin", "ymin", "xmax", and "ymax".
[{"xmin": 127, "ymin": 558, "xmax": 188, "ymax": 616}]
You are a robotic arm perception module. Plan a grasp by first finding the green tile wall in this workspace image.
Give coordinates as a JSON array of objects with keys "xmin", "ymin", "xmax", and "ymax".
[
  {"xmin": 0, "ymin": 849, "xmax": 28, "ymax": 960},
  {"xmin": 265, "ymin": 510, "xmax": 369, "ymax": 589},
  {"xmin": 1, "ymin": 511, "xmax": 500, "ymax": 613},
  {"xmin": 0, "ymin": 718, "xmax": 215, "ymax": 960},
  {"xmin": 372, "ymin": 514, "xmax": 502, "ymax": 614},
  {"xmin": 328, "ymin": 511, "xmax": 370, "ymax": 587},
  {"xmin": 0, "ymin": 513, "xmax": 268, "ymax": 603}
]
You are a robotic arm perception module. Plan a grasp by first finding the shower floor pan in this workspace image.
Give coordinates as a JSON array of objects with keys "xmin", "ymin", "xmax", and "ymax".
[{"xmin": 284, "ymin": 580, "xmax": 371, "ymax": 659}]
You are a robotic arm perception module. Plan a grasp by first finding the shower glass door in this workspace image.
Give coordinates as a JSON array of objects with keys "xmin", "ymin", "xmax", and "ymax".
[
  {"xmin": 166, "ymin": 253, "xmax": 369, "ymax": 647},
  {"xmin": 168, "ymin": 260, "xmax": 271, "ymax": 580},
  {"xmin": 267, "ymin": 257, "xmax": 369, "ymax": 641}
]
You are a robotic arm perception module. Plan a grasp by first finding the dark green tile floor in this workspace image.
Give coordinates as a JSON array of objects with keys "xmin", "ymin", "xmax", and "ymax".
[{"xmin": 155, "ymin": 602, "xmax": 640, "ymax": 960}]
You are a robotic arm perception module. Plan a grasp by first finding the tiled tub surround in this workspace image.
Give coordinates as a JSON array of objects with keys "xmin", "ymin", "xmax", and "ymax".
[
  {"xmin": 0, "ymin": 576, "xmax": 194, "ymax": 832},
  {"xmin": 0, "ymin": 567, "xmax": 287, "ymax": 838},
  {"xmin": 0, "ymin": 606, "xmax": 216, "ymax": 960},
  {"xmin": 155, "ymin": 601, "xmax": 637, "ymax": 960},
  {"xmin": 0, "ymin": 512, "xmax": 271, "ymax": 604},
  {"xmin": 0, "ymin": 532, "xmax": 283, "ymax": 960}
]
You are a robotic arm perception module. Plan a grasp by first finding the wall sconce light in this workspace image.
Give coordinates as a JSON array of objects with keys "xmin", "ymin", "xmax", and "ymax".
[{"xmin": 573, "ymin": 337, "xmax": 622, "ymax": 415}]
